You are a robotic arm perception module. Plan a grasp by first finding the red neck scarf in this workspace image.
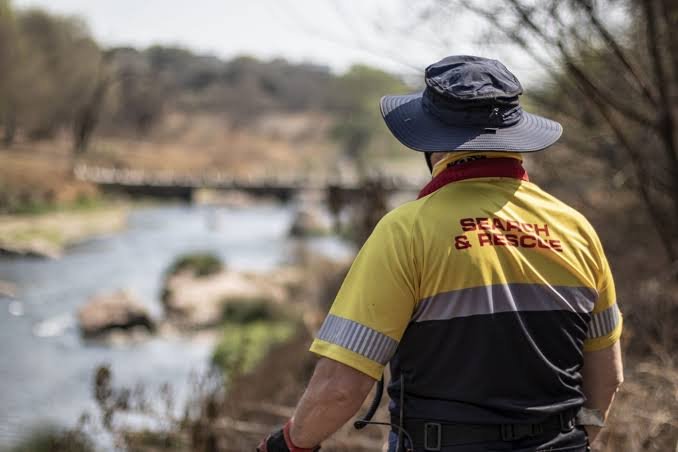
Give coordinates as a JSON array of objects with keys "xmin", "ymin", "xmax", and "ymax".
[{"xmin": 418, "ymin": 158, "xmax": 529, "ymax": 199}]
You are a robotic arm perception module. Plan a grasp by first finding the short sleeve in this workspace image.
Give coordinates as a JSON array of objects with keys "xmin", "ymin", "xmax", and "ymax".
[
  {"xmin": 309, "ymin": 210, "xmax": 418, "ymax": 379},
  {"xmin": 583, "ymin": 234, "xmax": 622, "ymax": 352}
]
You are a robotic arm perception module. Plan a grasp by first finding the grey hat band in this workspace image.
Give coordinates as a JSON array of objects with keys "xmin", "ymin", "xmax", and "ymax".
[{"xmin": 421, "ymin": 87, "xmax": 523, "ymax": 128}]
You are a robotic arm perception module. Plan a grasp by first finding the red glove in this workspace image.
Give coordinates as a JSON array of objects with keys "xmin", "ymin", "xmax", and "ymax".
[{"xmin": 256, "ymin": 420, "xmax": 320, "ymax": 452}]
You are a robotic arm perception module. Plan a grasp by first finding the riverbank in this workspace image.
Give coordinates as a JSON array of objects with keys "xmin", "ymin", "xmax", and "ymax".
[{"xmin": 0, "ymin": 203, "xmax": 129, "ymax": 258}]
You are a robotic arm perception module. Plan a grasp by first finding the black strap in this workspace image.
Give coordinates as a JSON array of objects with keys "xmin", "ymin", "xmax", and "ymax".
[
  {"xmin": 353, "ymin": 375, "xmax": 414, "ymax": 451},
  {"xmin": 402, "ymin": 411, "xmax": 577, "ymax": 450},
  {"xmin": 354, "ymin": 376, "xmax": 384, "ymax": 429}
]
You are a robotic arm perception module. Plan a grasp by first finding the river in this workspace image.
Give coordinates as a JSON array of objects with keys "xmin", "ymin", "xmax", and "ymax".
[{"xmin": 0, "ymin": 203, "xmax": 353, "ymax": 447}]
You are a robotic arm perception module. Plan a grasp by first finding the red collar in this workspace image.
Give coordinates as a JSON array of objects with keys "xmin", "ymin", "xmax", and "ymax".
[{"xmin": 418, "ymin": 158, "xmax": 529, "ymax": 199}]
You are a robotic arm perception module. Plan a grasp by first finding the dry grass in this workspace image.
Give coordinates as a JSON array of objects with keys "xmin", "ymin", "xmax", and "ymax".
[
  {"xmin": 85, "ymin": 112, "xmax": 340, "ymax": 178},
  {"xmin": 214, "ymin": 333, "xmax": 390, "ymax": 452},
  {"xmin": 601, "ymin": 357, "xmax": 678, "ymax": 451},
  {"xmin": 597, "ymin": 280, "xmax": 678, "ymax": 452},
  {"xmin": 0, "ymin": 142, "xmax": 98, "ymax": 213},
  {"xmin": 0, "ymin": 206, "xmax": 127, "ymax": 256}
]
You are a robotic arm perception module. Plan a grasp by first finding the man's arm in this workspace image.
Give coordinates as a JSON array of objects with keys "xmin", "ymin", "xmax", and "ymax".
[
  {"xmin": 289, "ymin": 357, "xmax": 376, "ymax": 448},
  {"xmin": 259, "ymin": 212, "xmax": 416, "ymax": 451},
  {"xmin": 581, "ymin": 340, "xmax": 624, "ymax": 444}
]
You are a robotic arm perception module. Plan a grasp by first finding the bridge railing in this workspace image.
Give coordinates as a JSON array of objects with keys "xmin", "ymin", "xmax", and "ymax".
[{"xmin": 73, "ymin": 164, "xmax": 426, "ymax": 192}]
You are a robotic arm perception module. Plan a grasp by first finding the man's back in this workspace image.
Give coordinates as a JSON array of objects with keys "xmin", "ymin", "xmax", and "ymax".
[{"xmin": 383, "ymin": 175, "xmax": 621, "ymax": 425}]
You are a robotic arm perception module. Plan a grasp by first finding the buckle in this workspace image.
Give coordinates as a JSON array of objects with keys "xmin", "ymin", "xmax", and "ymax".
[
  {"xmin": 560, "ymin": 412, "xmax": 576, "ymax": 432},
  {"xmin": 424, "ymin": 422, "xmax": 441, "ymax": 451}
]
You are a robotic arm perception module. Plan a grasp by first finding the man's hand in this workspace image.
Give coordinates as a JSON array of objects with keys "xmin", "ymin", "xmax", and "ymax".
[
  {"xmin": 257, "ymin": 426, "xmax": 288, "ymax": 452},
  {"xmin": 256, "ymin": 420, "xmax": 320, "ymax": 452}
]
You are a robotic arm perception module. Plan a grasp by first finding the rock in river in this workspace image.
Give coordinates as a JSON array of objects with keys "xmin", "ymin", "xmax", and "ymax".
[
  {"xmin": 0, "ymin": 280, "xmax": 17, "ymax": 298},
  {"xmin": 78, "ymin": 290, "xmax": 155, "ymax": 338},
  {"xmin": 289, "ymin": 207, "xmax": 331, "ymax": 237},
  {"xmin": 163, "ymin": 270, "xmax": 287, "ymax": 329}
]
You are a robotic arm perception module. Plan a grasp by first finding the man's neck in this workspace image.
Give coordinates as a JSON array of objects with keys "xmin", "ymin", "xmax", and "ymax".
[{"xmin": 431, "ymin": 151, "xmax": 523, "ymax": 178}]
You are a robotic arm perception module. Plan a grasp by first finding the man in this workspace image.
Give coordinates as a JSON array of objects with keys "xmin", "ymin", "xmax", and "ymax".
[{"xmin": 258, "ymin": 55, "xmax": 623, "ymax": 452}]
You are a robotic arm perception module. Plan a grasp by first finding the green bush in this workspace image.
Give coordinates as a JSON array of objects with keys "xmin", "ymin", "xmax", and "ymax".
[
  {"xmin": 7, "ymin": 425, "xmax": 94, "ymax": 452},
  {"xmin": 165, "ymin": 252, "xmax": 223, "ymax": 278},
  {"xmin": 221, "ymin": 298, "xmax": 279, "ymax": 324},
  {"xmin": 123, "ymin": 429, "xmax": 186, "ymax": 450},
  {"xmin": 212, "ymin": 321, "xmax": 297, "ymax": 375},
  {"xmin": 213, "ymin": 300, "xmax": 298, "ymax": 374}
]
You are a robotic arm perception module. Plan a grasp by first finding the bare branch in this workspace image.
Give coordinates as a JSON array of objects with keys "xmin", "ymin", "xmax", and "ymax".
[
  {"xmin": 505, "ymin": 0, "xmax": 557, "ymax": 47},
  {"xmin": 564, "ymin": 54, "xmax": 677, "ymax": 262},
  {"xmin": 502, "ymin": 0, "xmax": 657, "ymax": 128},
  {"xmin": 271, "ymin": 1, "xmax": 423, "ymax": 74},
  {"xmin": 457, "ymin": 1, "xmax": 654, "ymax": 126},
  {"xmin": 573, "ymin": 0, "xmax": 658, "ymax": 106},
  {"xmin": 458, "ymin": 2, "xmax": 558, "ymax": 70},
  {"xmin": 642, "ymin": 0, "xmax": 678, "ymax": 202},
  {"xmin": 563, "ymin": 59, "xmax": 656, "ymax": 127},
  {"xmin": 454, "ymin": 2, "xmax": 648, "ymax": 129},
  {"xmin": 657, "ymin": 0, "xmax": 678, "ymax": 84}
]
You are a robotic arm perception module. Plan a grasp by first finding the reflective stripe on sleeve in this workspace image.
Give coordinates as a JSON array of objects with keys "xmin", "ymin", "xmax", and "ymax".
[
  {"xmin": 316, "ymin": 314, "xmax": 399, "ymax": 365},
  {"xmin": 586, "ymin": 304, "xmax": 621, "ymax": 339}
]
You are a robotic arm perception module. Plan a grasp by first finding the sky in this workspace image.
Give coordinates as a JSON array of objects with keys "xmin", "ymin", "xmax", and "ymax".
[{"xmin": 12, "ymin": 0, "xmax": 539, "ymax": 83}]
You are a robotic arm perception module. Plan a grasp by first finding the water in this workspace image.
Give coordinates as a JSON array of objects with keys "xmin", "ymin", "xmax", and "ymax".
[{"xmin": 0, "ymin": 203, "xmax": 353, "ymax": 446}]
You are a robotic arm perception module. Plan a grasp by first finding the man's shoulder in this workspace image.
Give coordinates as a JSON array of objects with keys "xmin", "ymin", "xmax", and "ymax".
[
  {"xmin": 523, "ymin": 181, "xmax": 598, "ymax": 233},
  {"xmin": 377, "ymin": 197, "xmax": 430, "ymax": 230},
  {"xmin": 364, "ymin": 199, "xmax": 429, "ymax": 246}
]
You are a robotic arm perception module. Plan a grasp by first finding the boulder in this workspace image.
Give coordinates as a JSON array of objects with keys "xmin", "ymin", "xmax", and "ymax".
[
  {"xmin": 0, "ymin": 241, "xmax": 61, "ymax": 259},
  {"xmin": 262, "ymin": 266, "xmax": 306, "ymax": 299},
  {"xmin": 163, "ymin": 270, "xmax": 286, "ymax": 328},
  {"xmin": 0, "ymin": 280, "xmax": 17, "ymax": 298},
  {"xmin": 289, "ymin": 208, "xmax": 331, "ymax": 237},
  {"xmin": 78, "ymin": 290, "xmax": 155, "ymax": 338}
]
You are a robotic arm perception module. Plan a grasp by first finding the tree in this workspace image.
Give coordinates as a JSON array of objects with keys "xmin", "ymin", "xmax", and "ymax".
[
  {"xmin": 329, "ymin": 65, "xmax": 409, "ymax": 173},
  {"xmin": 72, "ymin": 59, "xmax": 111, "ymax": 155},
  {"xmin": 0, "ymin": 0, "xmax": 19, "ymax": 146},
  {"xmin": 103, "ymin": 48, "xmax": 165, "ymax": 137},
  {"xmin": 0, "ymin": 4, "xmax": 102, "ymax": 146},
  {"xmin": 15, "ymin": 9, "xmax": 100, "ymax": 139}
]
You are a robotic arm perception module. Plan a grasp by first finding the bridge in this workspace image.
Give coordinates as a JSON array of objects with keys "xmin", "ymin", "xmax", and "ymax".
[{"xmin": 74, "ymin": 164, "xmax": 425, "ymax": 202}]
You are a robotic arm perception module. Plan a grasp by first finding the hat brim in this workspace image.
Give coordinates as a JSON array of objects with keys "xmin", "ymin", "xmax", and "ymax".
[{"xmin": 380, "ymin": 92, "xmax": 562, "ymax": 153}]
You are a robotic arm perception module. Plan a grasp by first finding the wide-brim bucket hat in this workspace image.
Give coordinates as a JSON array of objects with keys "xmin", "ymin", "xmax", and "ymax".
[{"xmin": 380, "ymin": 55, "xmax": 562, "ymax": 153}]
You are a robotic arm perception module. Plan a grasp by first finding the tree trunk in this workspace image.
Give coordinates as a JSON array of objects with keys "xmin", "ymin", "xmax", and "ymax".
[
  {"xmin": 3, "ymin": 102, "xmax": 16, "ymax": 147},
  {"xmin": 72, "ymin": 75, "xmax": 108, "ymax": 156}
]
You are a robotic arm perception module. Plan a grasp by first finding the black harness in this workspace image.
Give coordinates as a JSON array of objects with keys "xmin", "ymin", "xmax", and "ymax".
[
  {"xmin": 354, "ymin": 375, "xmax": 414, "ymax": 452},
  {"xmin": 354, "ymin": 376, "xmax": 578, "ymax": 452}
]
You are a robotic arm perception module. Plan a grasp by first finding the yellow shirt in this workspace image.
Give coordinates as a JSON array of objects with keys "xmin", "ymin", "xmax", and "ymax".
[{"xmin": 310, "ymin": 164, "xmax": 621, "ymax": 380}]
